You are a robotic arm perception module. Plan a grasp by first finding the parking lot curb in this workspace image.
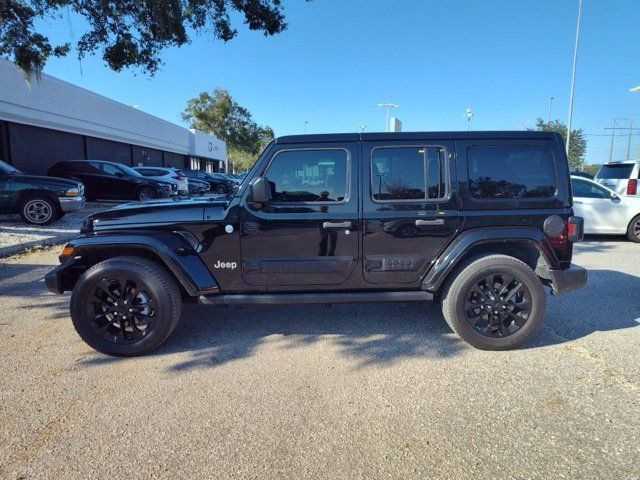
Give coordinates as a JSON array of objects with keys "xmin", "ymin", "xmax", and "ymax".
[{"xmin": 0, "ymin": 232, "xmax": 78, "ymax": 258}]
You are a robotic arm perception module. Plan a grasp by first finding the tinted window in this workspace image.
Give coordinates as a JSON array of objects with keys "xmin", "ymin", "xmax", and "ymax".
[
  {"xmin": 572, "ymin": 179, "xmax": 610, "ymax": 199},
  {"xmin": 596, "ymin": 164, "xmax": 635, "ymax": 179},
  {"xmin": 468, "ymin": 146, "xmax": 556, "ymax": 199},
  {"xmin": 265, "ymin": 149, "xmax": 348, "ymax": 202},
  {"xmin": 71, "ymin": 162, "xmax": 100, "ymax": 174},
  {"xmin": 102, "ymin": 163, "xmax": 123, "ymax": 176},
  {"xmin": 372, "ymin": 146, "xmax": 446, "ymax": 201}
]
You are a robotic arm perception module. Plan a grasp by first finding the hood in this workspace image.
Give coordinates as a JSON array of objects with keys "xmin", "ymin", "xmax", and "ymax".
[
  {"xmin": 85, "ymin": 195, "xmax": 229, "ymax": 232},
  {"xmin": 14, "ymin": 173, "xmax": 80, "ymax": 188}
]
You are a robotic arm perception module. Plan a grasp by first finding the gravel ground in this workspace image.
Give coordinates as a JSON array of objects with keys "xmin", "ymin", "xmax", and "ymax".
[
  {"xmin": 0, "ymin": 238, "xmax": 638, "ymax": 479},
  {"xmin": 0, "ymin": 202, "xmax": 118, "ymax": 257}
]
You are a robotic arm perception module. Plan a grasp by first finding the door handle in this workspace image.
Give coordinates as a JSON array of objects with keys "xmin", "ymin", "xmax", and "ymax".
[
  {"xmin": 415, "ymin": 219, "xmax": 444, "ymax": 226},
  {"xmin": 323, "ymin": 221, "xmax": 352, "ymax": 229}
]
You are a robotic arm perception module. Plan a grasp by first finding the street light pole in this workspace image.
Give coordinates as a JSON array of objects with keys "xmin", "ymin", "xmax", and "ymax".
[
  {"xmin": 377, "ymin": 103, "xmax": 399, "ymax": 132},
  {"xmin": 547, "ymin": 96, "xmax": 554, "ymax": 123},
  {"xmin": 463, "ymin": 108, "xmax": 473, "ymax": 131},
  {"xmin": 304, "ymin": 121, "xmax": 309, "ymax": 134},
  {"xmin": 566, "ymin": 0, "xmax": 583, "ymax": 161}
]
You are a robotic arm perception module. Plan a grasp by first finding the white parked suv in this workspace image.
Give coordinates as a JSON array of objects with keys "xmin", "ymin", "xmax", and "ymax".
[
  {"xmin": 571, "ymin": 175, "xmax": 640, "ymax": 242},
  {"xmin": 594, "ymin": 161, "xmax": 639, "ymax": 196},
  {"xmin": 134, "ymin": 167, "xmax": 188, "ymax": 195}
]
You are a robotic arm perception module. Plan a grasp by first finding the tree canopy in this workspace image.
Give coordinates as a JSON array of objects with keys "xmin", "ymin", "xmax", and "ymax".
[
  {"xmin": 182, "ymin": 88, "xmax": 273, "ymax": 172},
  {"xmin": 531, "ymin": 118, "xmax": 587, "ymax": 169},
  {"xmin": 1, "ymin": 0, "xmax": 289, "ymax": 76}
]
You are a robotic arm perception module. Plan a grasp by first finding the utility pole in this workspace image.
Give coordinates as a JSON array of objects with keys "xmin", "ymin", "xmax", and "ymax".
[
  {"xmin": 547, "ymin": 97, "xmax": 554, "ymax": 123},
  {"xmin": 627, "ymin": 120, "xmax": 634, "ymax": 161},
  {"xmin": 566, "ymin": 0, "xmax": 582, "ymax": 159},
  {"xmin": 359, "ymin": 124, "xmax": 366, "ymax": 133},
  {"xmin": 609, "ymin": 119, "xmax": 616, "ymax": 163},
  {"xmin": 377, "ymin": 103, "xmax": 399, "ymax": 132},
  {"xmin": 463, "ymin": 108, "xmax": 474, "ymax": 131}
]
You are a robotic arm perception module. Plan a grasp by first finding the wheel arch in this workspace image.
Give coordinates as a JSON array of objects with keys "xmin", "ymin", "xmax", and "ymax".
[
  {"xmin": 13, "ymin": 188, "xmax": 60, "ymax": 210},
  {"xmin": 48, "ymin": 232, "xmax": 219, "ymax": 298},
  {"xmin": 422, "ymin": 227, "xmax": 558, "ymax": 292}
]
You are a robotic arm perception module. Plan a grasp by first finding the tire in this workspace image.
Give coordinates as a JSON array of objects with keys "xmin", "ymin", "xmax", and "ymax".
[
  {"xmin": 138, "ymin": 187, "xmax": 156, "ymax": 202},
  {"xmin": 19, "ymin": 195, "xmax": 58, "ymax": 225},
  {"xmin": 70, "ymin": 256, "xmax": 182, "ymax": 356},
  {"xmin": 215, "ymin": 184, "xmax": 227, "ymax": 194},
  {"xmin": 441, "ymin": 254, "xmax": 546, "ymax": 351},
  {"xmin": 626, "ymin": 215, "xmax": 640, "ymax": 243}
]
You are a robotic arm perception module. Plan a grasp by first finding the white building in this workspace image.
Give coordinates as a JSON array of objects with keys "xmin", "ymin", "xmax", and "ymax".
[{"xmin": 0, "ymin": 58, "xmax": 226, "ymax": 174}]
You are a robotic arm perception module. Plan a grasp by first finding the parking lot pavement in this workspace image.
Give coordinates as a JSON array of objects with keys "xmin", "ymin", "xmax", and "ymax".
[
  {"xmin": 0, "ymin": 239, "xmax": 638, "ymax": 479},
  {"xmin": 0, "ymin": 202, "xmax": 117, "ymax": 257}
]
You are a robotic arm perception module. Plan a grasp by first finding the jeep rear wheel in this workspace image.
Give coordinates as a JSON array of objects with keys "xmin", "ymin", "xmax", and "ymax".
[
  {"xmin": 441, "ymin": 254, "xmax": 546, "ymax": 350},
  {"xmin": 70, "ymin": 256, "xmax": 181, "ymax": 356},
  {"xmin": 20, "ymin": 196, "xmax": 57, "ymax": 225}
]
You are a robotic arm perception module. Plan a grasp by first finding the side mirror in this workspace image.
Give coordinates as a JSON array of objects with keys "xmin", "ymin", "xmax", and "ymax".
[
  {"xmin": 115, "ymin": 172, "xmax": 124, "ymax": 178},
  {"xmin": 249, "ymin": 176, "xmax": 271, "ymax": 204},
  {"xmin": 610, "ymin": 191, "xmax": 619, "ymax": 200}
]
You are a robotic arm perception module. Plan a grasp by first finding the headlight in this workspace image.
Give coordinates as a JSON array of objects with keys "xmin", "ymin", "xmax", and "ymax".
[{"xmin": 64, "ymin": 188, "xmax": 80, "ymax": 197}]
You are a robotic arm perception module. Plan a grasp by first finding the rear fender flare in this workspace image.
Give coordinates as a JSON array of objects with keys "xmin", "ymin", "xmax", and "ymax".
[{"xmin": 421, "ymin": 227, "xmax": 558, "ymax": 291}]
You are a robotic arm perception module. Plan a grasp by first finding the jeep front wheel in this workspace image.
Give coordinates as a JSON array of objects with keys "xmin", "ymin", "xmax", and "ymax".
[
  {"xmin": 70, "ymin": 256, "xmax": 181, "ymax": 356},
  {"xmin": 441, "ymin": 254, "xmax": 546, "ymax": 350}
]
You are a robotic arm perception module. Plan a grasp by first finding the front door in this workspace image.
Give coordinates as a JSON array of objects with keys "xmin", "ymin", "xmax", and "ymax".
[
  {"xmin": 0, "ymin": 172, "xmax": 11, "ymax": 211},
  {"xmin": 239, "ymin": 143, "xmax": 359, "ymax": 287},
  {"xmin": 362, "ymin": 141, "xmax": 459, "ymax": 285},
  {"xmin": 571, "ymin": 178, "xmax": 626, "ymax": 234}
]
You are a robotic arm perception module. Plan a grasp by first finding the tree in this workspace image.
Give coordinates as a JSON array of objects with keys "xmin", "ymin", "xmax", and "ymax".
[
  {"xmin": 530, "ymin": 119, "xmax": 587, "ymax": 169},
  {"xmin": 1, "ymin": 0, "xmax": 289, "ymax": 77},
  {"xmin": 182, "ymin": 88, "xmax": 274, "ymax": 172}
]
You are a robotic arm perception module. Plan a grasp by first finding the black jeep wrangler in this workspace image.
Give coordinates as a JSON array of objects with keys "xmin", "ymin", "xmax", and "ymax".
[{"xmin": 46, "ymin": 132, "xmax": 587, "ymax": 356}]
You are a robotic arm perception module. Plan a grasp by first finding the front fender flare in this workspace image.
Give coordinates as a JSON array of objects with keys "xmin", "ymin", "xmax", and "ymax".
[
  {"xmin": 421, "ymin": 227, "xmax": 558, "ymax": 291},
  {"xmin": 52, "ymin": 231, "xmax": 219, "ymax": 296}
]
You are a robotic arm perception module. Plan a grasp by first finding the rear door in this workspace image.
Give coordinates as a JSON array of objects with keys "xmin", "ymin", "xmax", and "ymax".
[
  {"xmin": 239, "ymin": 142, "xmax": 359, "ymax": 287},
  {"xmin": 362, "ymin": 140, "xmax": 459, "ymax": 285}
]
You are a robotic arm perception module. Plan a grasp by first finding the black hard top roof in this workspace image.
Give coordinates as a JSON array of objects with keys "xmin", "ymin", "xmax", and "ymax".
[{"xmin": 275, "ymin": 131, "xmax": 561, "ymax": 144}]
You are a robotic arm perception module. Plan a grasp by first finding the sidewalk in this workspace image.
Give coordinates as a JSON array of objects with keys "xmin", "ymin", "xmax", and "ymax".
[{"xmin": 0, "ymin": 202, "xmax": 117, "ymax": 257}]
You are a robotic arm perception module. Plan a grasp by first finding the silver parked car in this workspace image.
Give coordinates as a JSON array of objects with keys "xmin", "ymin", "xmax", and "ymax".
[
  {"xmin": 571, "ymin": 175, "xmax": 640, "ymax": 242},
  {"xmin": 594, "ymin": 161, "xmax": 639, "ymax": 196}
]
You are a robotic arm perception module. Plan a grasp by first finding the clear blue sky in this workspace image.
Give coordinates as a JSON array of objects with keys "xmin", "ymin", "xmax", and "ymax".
[{"xmin": 39, "ymin": 0, "xmax": 639, "ymax": 165}]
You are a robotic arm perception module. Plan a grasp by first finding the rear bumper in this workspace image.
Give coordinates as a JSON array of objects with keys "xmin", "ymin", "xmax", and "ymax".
[
  {"xmin": 548, "ymin": 264, "xmax": 588, "ymax": 295},
  {"xmin": 58, "ymin": 195, "xmax": 85, "ymax": 212}
]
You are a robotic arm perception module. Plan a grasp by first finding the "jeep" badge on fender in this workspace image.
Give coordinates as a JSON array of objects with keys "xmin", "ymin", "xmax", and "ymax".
[{"xmin": 213, "ymin": 260, "xmax": 237, "ymax": 269}]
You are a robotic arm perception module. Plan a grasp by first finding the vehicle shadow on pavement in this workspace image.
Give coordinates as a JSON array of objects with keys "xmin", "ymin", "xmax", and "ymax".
[
  {"xmin": 574, "ymin": 236, "xmax": 628, "ymax": 254},
  {"xmin": 526, "ymin": 269, "xmax": 640, "ymax": 348}
]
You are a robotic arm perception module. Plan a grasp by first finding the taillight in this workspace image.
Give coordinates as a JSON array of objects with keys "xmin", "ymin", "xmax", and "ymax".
[
  {"xmin": 568, "ymin": 216, "xmax": 584, "ymax": 242},
  {"xmin": 627, "ymin": 179, "xmax": 637, "ymax": 195}
]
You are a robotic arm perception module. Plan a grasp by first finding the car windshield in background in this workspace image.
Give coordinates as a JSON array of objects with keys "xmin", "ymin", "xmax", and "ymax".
[
  {"xmin": 117, "ymin": 164, "xmax": 143, "ymax": 177},
  {"xmin": 0, "ymin": 159, "xmax": 21, "ymax": 174},
  {"xmin": 596, "ymin": 164, "xmax": 635, "ymax": 179}
]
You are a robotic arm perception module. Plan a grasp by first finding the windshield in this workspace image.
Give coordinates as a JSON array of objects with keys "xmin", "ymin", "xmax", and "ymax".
[
  {"xmin": 0, "ymin": 159, "xmax": 21, "ymax": 174},
  {"xmin": 117, "ymin": 164, "xmax": 143, "ymax": 177},
  {"xmin": 596, "ymin": 164, "xmax": 635, "ymax": 179}
]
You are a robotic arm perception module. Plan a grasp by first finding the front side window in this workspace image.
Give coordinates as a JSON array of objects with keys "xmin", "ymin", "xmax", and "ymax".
[
  {"xmin": 371, "ymin": 146, "xmax": 447, "ymax": 201},
  {"xmin": 102, "ymin": 163, "xmax": 123, "ymax": 176},
  {"xmin": 468, "ymin": 146, "xmax": 556, "ymax": 200},
  {"xmin": 265, "ymin": 149, "xmax": 348, "ymax": 202},
  {"xmin": 572, "ymin": 179, "xmax": 610, "ymax": 199}
]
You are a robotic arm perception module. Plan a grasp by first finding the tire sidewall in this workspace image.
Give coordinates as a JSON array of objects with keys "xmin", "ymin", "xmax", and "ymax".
[
  {"xmin": 627, "ymin": 215, "xmax": 640, "ymax": 243},
  {"xmin": 448, "ymin": 260, "xmax": 546, "ymax": 350},
  {"xmin": 20, "ymin": 196, "xmax": 57, "ymax": 225},
  {"xmin": 70, "ymin": 261, "xmax": 176, "ymax": 356},
  {"xmin": 138, "ymin": 187, "xmax": 156, "ymax": 202}
]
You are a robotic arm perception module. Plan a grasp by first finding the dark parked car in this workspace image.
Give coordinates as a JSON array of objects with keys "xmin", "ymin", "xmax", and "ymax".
[
  {"xmin": 48, "ymin": 160, "xmax": 175, "ymax": 202},
  {"xmin": 46, "ymin": 131, "xmax": 587, "ymax": 356},
  {"xmin": 0, "ymin": 159, "xmax": 85, "ymax": 225},
  {"xmin": 182, "ymin": 169, "xmax": 238, "ymax": 194},
  {"xmin": 186, "ymin": 177, "xmax": 211, "ymax": 195}
]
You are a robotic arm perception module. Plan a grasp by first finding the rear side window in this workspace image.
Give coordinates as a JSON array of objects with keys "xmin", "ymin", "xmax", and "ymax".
[
  {"xmin": 71, "ymin": 162, "xmax": 100, "ymax": 174},
  {"xmin": 265, "ymin": 149, "xmax": 348, "ymax": 202},
  {"xmin": 596, "ymin": 164, "xmax": 635, "ymax": 179},
  {"xmin": 468, "ymin": 146, "xmax": 556, "ymax": 199},
  {"xmin": 371, "ymin": 146, "xmax": 447, "ymax": 201}
]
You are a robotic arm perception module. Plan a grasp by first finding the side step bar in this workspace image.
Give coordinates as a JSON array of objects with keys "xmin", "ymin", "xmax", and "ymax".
[{"xmin": 199, "ymin": 290, "xmax": 433, "ymax": 306}]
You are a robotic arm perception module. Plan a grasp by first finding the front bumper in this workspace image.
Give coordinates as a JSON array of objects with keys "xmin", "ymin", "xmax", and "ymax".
[
  {"xmin": 45, "ymin": 262, "xmax": 68, "ymax": 294},
  {"xmin": 58, "ymin": 195, "xmax": 86, "ymax": 212},
  {"xmin": 548, "ymin": 264, "xmax": 588, "ymax": 295}
]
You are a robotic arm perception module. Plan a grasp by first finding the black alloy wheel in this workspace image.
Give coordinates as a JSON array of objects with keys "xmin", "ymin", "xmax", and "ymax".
[
  {"xmin": 86, "ymin": 276, "xmax": 156, "ymax": 344},
  {"xmin": 464, "ymin": 273, "xmax": 532, "ymax": 338}
]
